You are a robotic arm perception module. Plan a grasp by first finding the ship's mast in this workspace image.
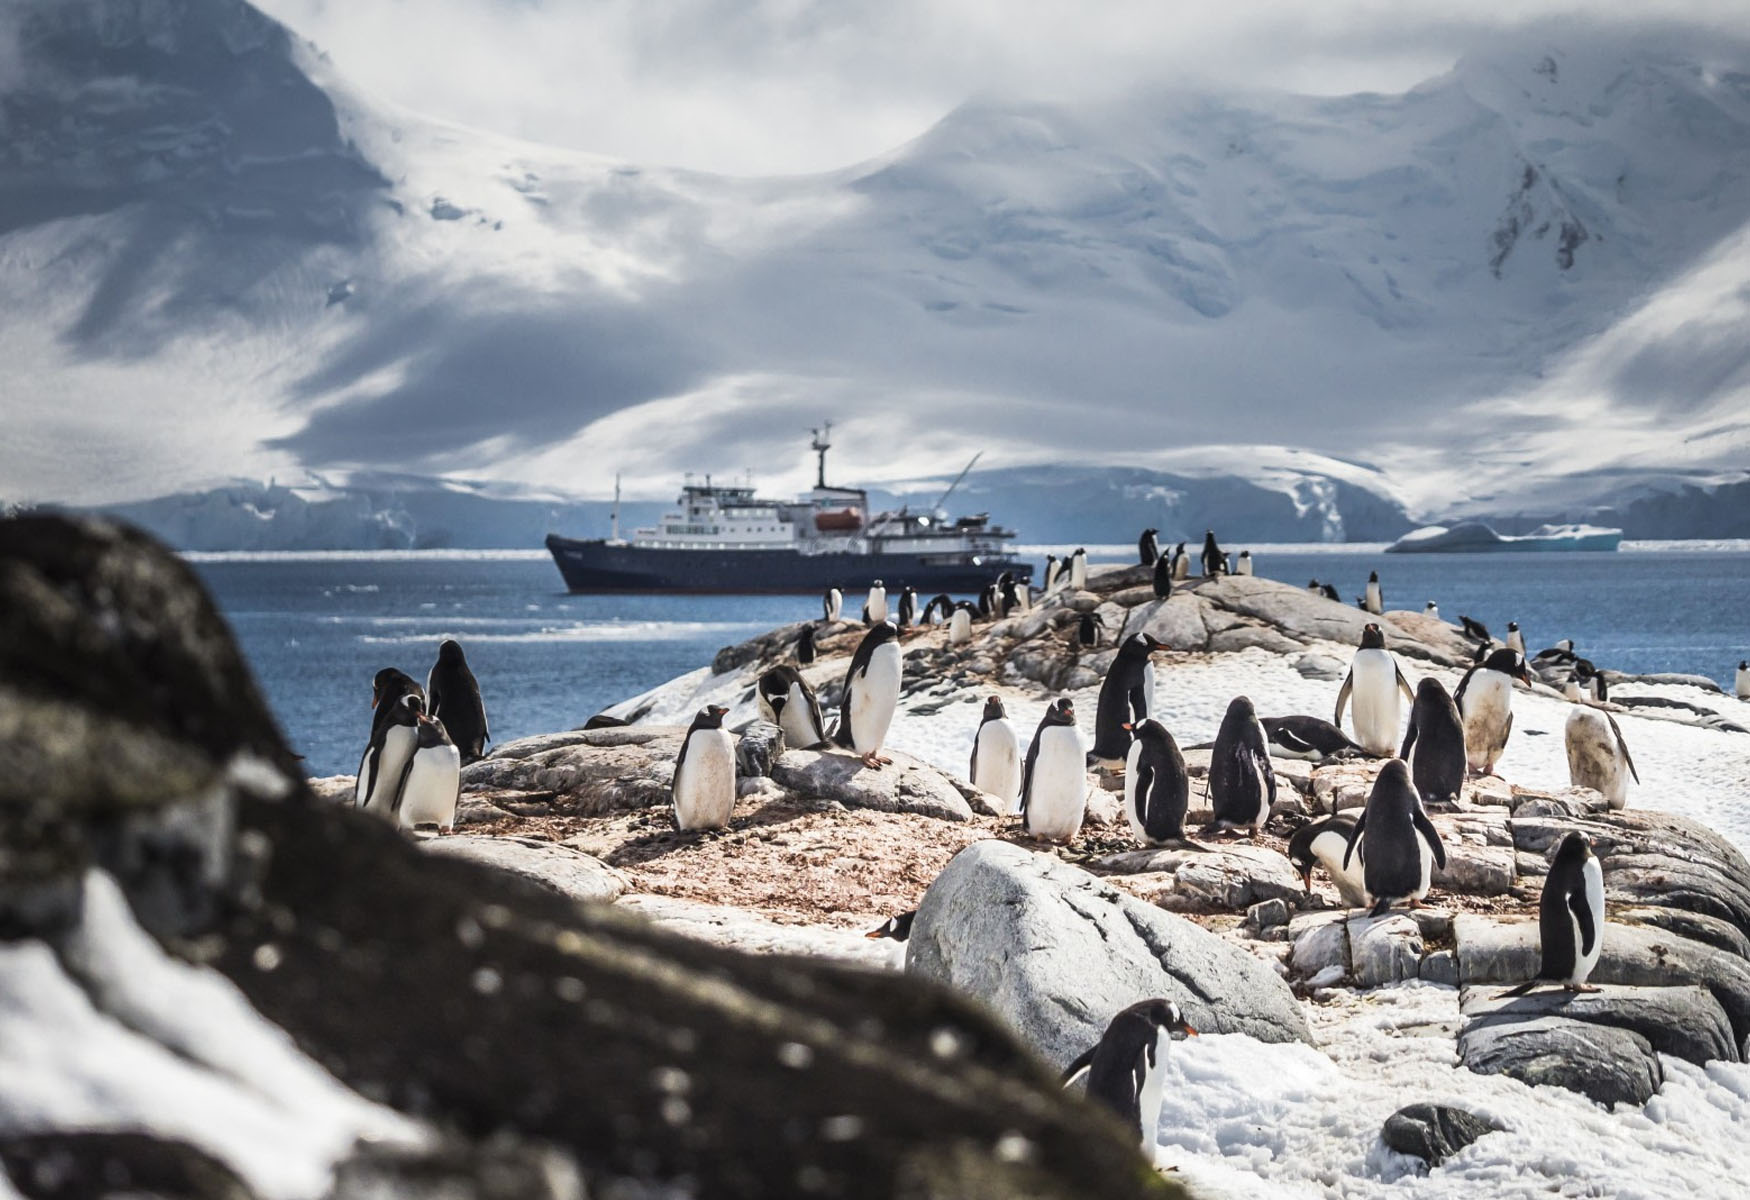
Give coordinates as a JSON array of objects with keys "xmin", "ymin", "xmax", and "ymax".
[
  {"xmin": 810, "ymin": 422, "xmax": 833, "ymax": 490},
  {"xmin": 611, "ymin": 473, "xmax": 622, "ymax": 542},
  {"xmin": 931, "ymin": 451, "xmax": 983, "ymax": 513}
]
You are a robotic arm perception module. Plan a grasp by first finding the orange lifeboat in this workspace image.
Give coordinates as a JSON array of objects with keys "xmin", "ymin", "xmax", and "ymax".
[{"xmin": 814, "ymin": 509, "xmax": 862, "ymax": 532}]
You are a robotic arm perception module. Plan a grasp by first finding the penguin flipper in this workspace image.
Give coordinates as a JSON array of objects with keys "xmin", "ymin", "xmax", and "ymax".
[
  {"xmin": 1019, "ymin": 734, "xmax": 1042, "ymax": 819},
  {"xmin": 1569, "ymin": 886, "xmax": 1598, "ymax": 958},
  {"xmin": 1341, "ymin": 812, "xmax": 1367, "ymax": 870},
  {"xmin": 1453, "ymin": 666, "xmax": 1479, "ymax": 711},
  {"xmin": 1272, "ymin": 726, "xmax": 1318, "ymax": 756},
  {"xmin": 1496, "ymin": 980, "xmax": 1540, "ymax": 998},
  {"xmin": 1399, "ymin": 715, "xmax": 1419, "ymax": 762},
  {"xmin": 1060, "ymin": 1044, "xmax": 1097, "ymax": 1086},
  {"xmin": 1606, "ymin": 713, "xmax": 1640, "ymax": 784},
  {"xmin": 1128, "ymin": 684, "xmax": 1148, "ymax": 723},
  {"xmin": 1412, "ymin": 807, "xmax": 1447, "ymax": 870},
  {"xmin": 1333, "ymin": 674, "xmax": 1353, "ymax": 730},
  {"xmin": 1132, "ymin": 760, "xmax": 1155, "ymax": 828},
  {"xmin": 1395, "ymin": 665, "xmax": 1416, "ymax": 708},
  {"xmin": 389, "ymin": 742, "xmax": 421, "ymax": 817}
]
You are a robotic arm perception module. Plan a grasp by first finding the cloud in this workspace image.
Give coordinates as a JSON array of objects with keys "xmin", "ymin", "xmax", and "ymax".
[{"xmin": 256, "ymin": 0, "xmax": 1750, "ymax": 175}]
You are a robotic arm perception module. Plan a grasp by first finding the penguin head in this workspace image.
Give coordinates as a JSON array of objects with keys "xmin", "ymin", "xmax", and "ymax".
[
  {"xmin": 1414, "ymin": 677, "xmax": 1448, "ymax": 705},
  {"xmin": 1358, "ymin": 623, "xmax": 1386, "ymax": 650},
  {"xmin": 391, "ymin": 692, "xmax": 425, "ymax": 724},
  {"xmin": 437, "ymin": 639, "xmax": 465, "ymax": 664},
  {"xmin": 1481, "ymin": 648, "xmax": 1530, "ymax": 681},
  {"xmin": 981, "ymin": 696, "xmax": 1007, "ymax": 722},
  {"xmin": 1239, "ymin": 550, "xmax": 1250, "ymax": 559},
  {"xmin": 1368, "ymin": 570, "xmax": 1379, "ymax": 582},
  {"xmin": 1424, "ymin": 601, "xmax": 1438, "ymax": 613},
  {"xmin": 1286, "ymin": 817, "xmax": 1344, "ymax": 891},
  {"xmin": 691, "ymin": 704, "xmax": 729, "ymax": 730},
  {"xmin": 871, "ymin": 579, "xmax": 884, "ymax": 589},
  {"xmin": 1552, "ymin": 831, "xmax": 1594, "ymax": 868},
  {"xmin": 865, "ymin": 910, "xmax": 916, "ymax": 941},
  {"xmin": 1372, "ymin": 758, "xmax": 1415, "ymax": 806},
  {"xmin": 415, "ymin": 713, "xmax": 453, "ymax": 747},
  {"xmin": 862, "ymin": 621, "xmax": 899, "ymax": 649},
  {"xmin": 1043, "ymin": 698, "xmax": 1076, "ymax": 726},
  {"xmin": 372, "ymin": 666, "xmax": 416, "ymax": 709},
  {"xmin": 1136, "ymin": 998, "xmax": 1198, "ymax": 1039},
  {"xmin": 1123, "ymin": 632, "xmax": 1166, "ymax": 656},
  {"xmin": 1125, "ymin": 717, "xmax": 1168, "ymax": 742},
  {"xmin": 1508, "ymin": 622, "xmax": 1520, "ymax": 632}
]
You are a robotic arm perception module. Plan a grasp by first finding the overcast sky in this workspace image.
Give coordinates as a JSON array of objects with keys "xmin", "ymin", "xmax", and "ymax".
[{"xmin": 258, "ymin": 0, "xmax": 1750, "ymax": 176}]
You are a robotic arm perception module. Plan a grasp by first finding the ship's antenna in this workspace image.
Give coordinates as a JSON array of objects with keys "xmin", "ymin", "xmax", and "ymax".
[
  {"xmin": 611, "ymin": 473, "xmax": 621, "ymax": 542},
  {"xmin": 810, "ymin": 421, "xmax": 833, "ymax": 490},
  {"xmin": 931, "ymin": 451, "xmax": 983, "ymax": 513}
]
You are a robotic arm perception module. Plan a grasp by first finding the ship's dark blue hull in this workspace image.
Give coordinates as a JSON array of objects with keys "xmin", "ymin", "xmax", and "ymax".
[{"xmin": 545, "ymin": 534, "xmax": 1031, "ymax": 595}]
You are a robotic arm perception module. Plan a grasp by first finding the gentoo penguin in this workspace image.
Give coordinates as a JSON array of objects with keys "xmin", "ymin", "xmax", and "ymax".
[
  {"xmin": 1400, "ymin": 677, "xmax": 1467, "ymax": 806},
  {"xmin": 1423, "ymin": 601, "xmax": 1439, "ymax": 618},
  {"xmin": 947, "ymin": 603, "xmax": 974, "ymax": 646},
  {"xmin": 1320, "ymin": 582, "xmax": 1341, "ymax": 603},
  {"xmin": 1501, "ymin": 834, "xmax": 1604, "ymax": 996},
  {"xmin": 864, "ymin": 580, "xmax": 888, "ymax": 625},
  {"xmin": 977, "ymin": 583, "xmax": 997, "ymax": 619},
  {"xmin": 920, "ymin": 593, "xmax": 953, "ymax": 625},
  {"xmin": 1307, "ymin": 579, "xmax": 1324, "ymax": 595},
  {"xmin": 391, "ymin": 714, "xmax": 461, "ymax": 834},
  {"xmin": 1021, "ymin": 698, "xmax": 1088, "ymax": 842},
  {"xmin": 757, "ymin": 664, "xmax": 828, "ymax": 750},
  {"xmin": 1533, "ymin": 639, "xmax": 1577, "ymax": 666},
  {"xmin": 1069, "ymin": 548, "xmax": 1088, "ymax": 591},
  {"xmin": 1565, "ymin": 704, "xmax": 1639, "ymax": 810},
  {"xmin": 1170, "ymin": 543, "xmax": 1189, "ymax": 582},
  {"xmin": 1458, "ymin": 615, "xmax": 1491, "ymax": 643},
  {"xmin": 1200, "ymin": 530, "xmax": 1224, "ymax": 577},
  {"xmin": 865, "ymin": 909, "xmax": 915, "ymax": 969},
  {"xmin": 1287, "ymin": 815, "xmax": 1367, "ymax": 907},
  {"xmin": 1738, "ymin": 660, "xmax": 1750, "ymax": 700},
  {"xmin": 1333, "ymin": 623, "xmax": 1415, "ymax": 756},
  {"xmin": 833, "ymin": 622, "xmax": 902, "ymax": 768},
  {"xmin": 796, "ymin": 623, "xmax": 817, "ymax": 665},
  {"xmin": 1206, "ymin": 696, "xmax": 1275, "ymax": 835},
  {"xmin": 1341, "ymin": 760, "xmax": 1446, "ymax": 915},
  {"xmin": 1076, "ymin": 612, "xmax": 1104, "ymax": 648},
  {"xmin": 1454, "ymin": 648, "xmax": 1531, "ymax": 775},
  {"xmin": 358, "ymin": 691, "xmax": 424, "ymax": 814},
  {"xmin": 969, "ymin": 696, "xmax": 1023, "ymax": 813},
  {"xmin": 1152, "ymin": 554, "xmax": 1174, "ymax": 599},
  {"xmin": 1224, "ymin": 553, "xmax": 1235, "ymax": 575},
  {"xmin": 1042, "ymin": 554, "xmax": 1062, "ymax": 595},
  {"xmin": 672, "ymin": 705, "xmax": 735, "ymax": 830},
  {"xmin": 1260, "ymin": 715, "xmax": 1364, "ymax": 761},
  {"xmin": 367, "ymin": 666, "xmax": 424, "ymax": 741},
  {"xmin": 1091, "ymin": 633, "xmax": 1166, "ymax": 762},
  {"xmin": 1235, "ymin": 550, "xmax": 1253, "ymax": 576},
  {"xmin": 1587, "ymin": 673, "xmax": 1609, "ymax": 703},
  {"xmin": 1138, "ymin": 528, "xmax": 1160, "ymax": 566},
  {"xmin": 1363, "ymin": 571, "xmax": 1383, "ymax": 615},
  {"xmin": 1060, "ymin": 999, "xmax": 1197, "ymax": 1155},
  {"xmin": 426, "ymin": 639, "xmax": 488, "ymax": 763},
  {"xmin": 823, "ymin": 586, "xmax": 843, "ymax": 623},
  {"xmin": 1506, "ymin": 622, "xmax": 1525, "ymax": 656},
  {"xmin": 897, "ymin": 586, "xmax": 917, "ymax": 628},
  {"xmin": 998, "ymin": 577, "xmax": 1022, "ymax": 618},
  {"xmin": 1124, "ymin": 718, "xmax": 1189, "ymax": 844}
]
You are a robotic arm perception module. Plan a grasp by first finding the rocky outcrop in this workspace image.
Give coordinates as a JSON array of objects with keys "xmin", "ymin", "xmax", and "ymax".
[
  {"xmin": 770, "ymin": 749, "xmax": 976, "ymax": 822},
  {"xmin": 908, "ymin": 841, "xmax": 1312, "ymax": 1069},
  {"xmin": 1097, "ymin": 844, "xmax": 1305, "ymax": 911},
  {"xmin": 461, "ymin": 727, "xmax": 685, "ymax": 815},
  {"xmin": 1460, "ymin": 984, "xmax": 1739, "ymax": 1066},
  {"xmin": 1380, "ymin": 1104, "xmax": 1504, "ymax": 1168},
  {"xmin": 1458, "ymin": 1017, "xmax": 1663, "ymax": 1107}
]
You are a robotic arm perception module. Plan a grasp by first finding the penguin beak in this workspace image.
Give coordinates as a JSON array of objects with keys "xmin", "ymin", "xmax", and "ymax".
[
  {"xmin": 1299, "ymin": 867, "xmax": 1314, "ymax": 892},
  {"xmin": 1178, "ymin": 1022, "xmax": 1199, "ymax": 1038},
  {"xmin": 1121, "ymin": 723, "xmax": 1133, "ymax": 732},
  {"xmin": 864, "ymin": 928, "xmax": 884, "ymax": 940}
]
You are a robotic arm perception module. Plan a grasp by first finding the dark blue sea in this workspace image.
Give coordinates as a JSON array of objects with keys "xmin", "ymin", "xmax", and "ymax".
[{"xmin": 189, "ymin": 544, "xmax": 1750, "ymax": 778}]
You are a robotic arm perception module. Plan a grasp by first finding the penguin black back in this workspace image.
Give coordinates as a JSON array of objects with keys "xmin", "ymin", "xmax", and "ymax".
[
  {"xmin": 1400, "ymin": 676, "xmax": 1466, "ymax": 805},
  {"xmin": 1152, "ymin": 554, "xmax": 1173, "ymax": 599},
  {"xmin": 1536, "ymin": 833, "xmax": 1601, "ymax": 985},
  {"xmin": 1342, "ymin": 759, "xmax": 1446, "ymax": 914},
  {"xmin": 426, "ymin": 639, "xmax": 489, "ymax": 762},
  {"xmin": 1200, "ymin": 530, "xmax": 1224, "ymax": 576},
  {"xmin": 1127, "ymin": 718, "xmax": 1189, "ymax": 843},
  {"xmin": 1092, "ymin": 634, "xmax": 1163, "ymax": 760},
  {"xmin": 1061, "ymin": 999, "xmax": 1196, "ymax": 1149},
  {"xmin": 796, "ymin": 623, "xmax": 817, "ymax": 665},
  {"xmin": 1138, "ymin": 528, "xmax": 1160, "ymax": 566},
  {"xmin": 370, "ymin": 667, "xmax": 426, "ymax": 741},
  {"xmin": 1206, "ymin": 695, "xmax": 1275, "ymax": 831},
  {"xmin": 1077, "ymin": 612, "xmax": 1104, "ymax": 647}
]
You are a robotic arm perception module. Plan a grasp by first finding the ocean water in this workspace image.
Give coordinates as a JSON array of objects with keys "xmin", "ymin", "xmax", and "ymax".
[{"xmin": 188, "ymin": 545, "xmax": 1750, "ymax": 778}]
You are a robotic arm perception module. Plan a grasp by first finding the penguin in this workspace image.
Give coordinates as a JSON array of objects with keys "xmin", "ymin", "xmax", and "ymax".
[
  {"xmin": 1076, "ymin": 612, "xmax": 1104, "ymax": 648},
  {"xmin": 390, "ymin": 714, "xmax": 461, "ymax": 834},
  {"xmin": 1363, "ymin": 571, "xmax": 1383, "ymax": 615},
  {"xmin": 358, "ymin": 691, "xmax": 424, "ymax": 814},
  {"xmin": 1506, "ymin": 622, "xmax": 1525, "ymax": 656},
  {"xmin": 968, "ymin": 696, "xmax": 1023, "ymax": 813},
  {"xmin": 823, "ymin": 586, "xmax": 843, "ymax": 623},
  {"xmin": 833, "ymin": 622, "xmax": 902, "ymax": 768},
  {"xmin": 1205, "ymin": 696, "xmax": 1275, "ymax": 835},
  {"xmin": 1171, "ymin": 544, "xmax": 1189, "ymax": 582},
  {"xmin": 1454, "ymin": 647, "xmax": 1531, "ymax": 776},
  {"xmin": 1235, "ymin": 550, "xmax": 1253, "ymax": 576},
  {"xmin": 1500, "ymin": 833, "xmax": 1604, "ymax": 996},
  {"xmin": 1562, "ymin": 678, "xmax": 1586, "ymax": 702},
  {"xmin": 947, "ymin": 603, "xmax": 974, "ymax": 646},
  {"xmin": 1138, "ymin": 528, "xmax": 1160, "ymax": 566},
  {"xmin": 1738, "ymin": 660, "xmax": 1749, "ymax": 700},
  {"xmin": 1320, "ymin": 583, "xmax": 1341, "ymax": 603},
  {"xmin": 921, "ymin": 593, "xmax": 953, "ymax": 625},
  {"xmin": 897, "ymin": 586, "xmax": 917, "ymax": 629},
  {"xmin": 1587, "ymin": 673, "xmax": 1609, "ymax": 703},
  {"xmin": 1307, "ymin": 579, "xmax": 1323, "ymax": 595},
  {"xmin": 998, "ymin": 577, "xmax": 1022, "ymax": 619},
  {"xmin": 1400, "ymin": 677, "xmax": 1467, "ymax": 806},
  {"xmin": 1224, "ymin": 553, "xmax": 1235, "ymax": 576},
  {"xmin": 1533, "ymin": 640, "xmax": 1577, "ymax": 667},
  {"xmin": 1259, "ymin": 715, "xmax": 1364, "ymax": 761},
  {"xmin": 1091, "ymin": 633, "xmax": 1166, "ymax": 762},
  {"xmin": 1341, "ymin": 759, "xmax": 1446, "ymax": 915},
  {"xmin": 1021, "ymin": 697, "xmax": 1088, "ymax": 842},
  {"xmin": 1042, "ymin": 554, "xmax": 1062, "ymax": 595},
  {"xmin": 864, "ymin": 909, "xmax": 914, "ymax": 969},
  {"xmin": 1060, "ymin": 999, "xmax": 1197, "ymax": 1155},
  {"xmin": 796, "ymin": 623, "xmax": 817, "ymax": 666},
  {"xmin": 1565, "ymin": 704, "xmax": 1639, "ymax": 810},
  {"xmin": 1069, "ymin": 548, "xmax": 1088, "ymax": 591},
  {"xmin": 426, "ymin": 638, "xmax": 489, "ymax": 763},
  {"xmin": 672, "ymin": 704, "xmax": 735, "ymax": 830},
  {"xmin": 1423, "ymin": 601, "xmax": 1439, "ymax": 618},
  {"xmin": 1333, "ymin": 623, "xmax": 1416, "ymax": 757},
  {"xmin": 1152, "ymin": 554, "xmax": 1174, "ymax": 599},
  {"xmin": 864, "ymin": 580, "xmax": 888, "ymax": 625},
  {"xmin": 1458, "ymin": 615, "xmax": 1492, "ymax": 643},
  {"xmin": 1123, "ymin": 718, "xmax": 1189, "ymax": 844},
  {"xmin": 977, "ymin": 583, "xmax": 997, "ymax": 619},
  {"xmin": 757, "ymin": 664, "xmax": 828, "ymax": 750},
  {"xmin": 1287, "ymin": 815, "xmax": 1367, "ymax": 907},
  {"xmin": 367, "ymin": 666, "xmax": 425, "ymax": 741},
  {"xmin": 1200, "ymin": 531, "xmax": 1224, "ymax": 577}
]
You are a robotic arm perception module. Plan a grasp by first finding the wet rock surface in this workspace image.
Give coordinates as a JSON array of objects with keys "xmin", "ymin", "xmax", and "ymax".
[{"xmin": 1380, "ymin": 1103, "xmax": 1504, "ymax": 1168}]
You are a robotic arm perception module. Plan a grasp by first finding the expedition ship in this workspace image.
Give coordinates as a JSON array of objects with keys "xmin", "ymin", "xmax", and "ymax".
[{"xmin": 544, "ymin": 427, "xmax": 1031, "ymax": 594}]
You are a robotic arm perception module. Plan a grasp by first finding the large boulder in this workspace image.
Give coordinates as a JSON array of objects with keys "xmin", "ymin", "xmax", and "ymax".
[
  {"xmin": 461, "ymin": 728, "xmax": 685, "ymax": 815},
  {"xmin": 1460, "ymin": 984, "xmax": 1738, "ymax": 1066},
  {"xmin": 770, "ymin": 748, "xmax": 974, "ymax": 822},
  {"xmin": 908, "ymin": 841, "xmax": 1312, "ymax": 1069},
  {"xmin": 1458, "ymin": 1016, "xmax": 1663, "ymax": 1107},
  {"xmin": 422, "ymin": 836, "xmax": 628, "ymax": 905},
  {"xmin": 1099, "ymin": 844, "xmax": 1305, "ymax": 911}
]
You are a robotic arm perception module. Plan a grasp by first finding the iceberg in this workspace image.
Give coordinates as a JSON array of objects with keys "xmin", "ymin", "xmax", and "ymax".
[{"xmin": 1385, "ymin": 522, "xmax": 1622, "ymax": 554}]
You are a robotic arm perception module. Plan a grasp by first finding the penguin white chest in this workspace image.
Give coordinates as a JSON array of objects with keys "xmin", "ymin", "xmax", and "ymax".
[
  {"xmin": 849, "ymin": 643, "xmax": 902, "ymax": 753},
  {"xmin": 1070, "ymin": 557, "xmax": 1087, "ymax": 589},
  {"xmin": 1737, "ymin": 664, "xmax": 1749, "ymax": 700},
  {"xmin": 1027, "ymin": 725, "xmax": 1088, "ymax": 842},
  {"xmin": 399, "ymin": 743, "xmax": 461, "ymax": 831},
  {"xmin": 973, "ymin": 721, "xmax": 1023, "ymax": 812},
  {"xmin": 1311, "ymin": 829, "xmax": 1367, "ymax": 907},
  {"xmin": 1136, "ymin": 1029, "xmax": 1170, "ymax": 1155},
  {"xmin": 947, "ymin": 609, "xmax": 972, "ymax": 645},
  {"xmin": 1348, "ymin": 651, "xmax": 1402, "ymax": 755},
  {"xmin": 1571, "ymin": 856, "xmax": 1605, "ymax": 985},
  {"xmin": 1460, "ymin": 671, "xmax": 1514, "ymax": 771},
  {"xmin": 866, "ymin": 588, "xmax": 887, "ymax": 623},
  {"xmin": 363, "ymin": 724, "xmax": 419, "ymax": 814},
  {"xmin": 1565, "ymin": 707, "xmax": 1630, "ymax": 809},
  {"xmin": 673, "ymin": 729, "xmax": 736, "ymax": 830},
  {"xmin": 1364, "ymin": 581, "xmax": 1382, "ymax": 614},
  {"xmin": 778, "ymin": 683, "xmax": 823, "ymax": 748}
]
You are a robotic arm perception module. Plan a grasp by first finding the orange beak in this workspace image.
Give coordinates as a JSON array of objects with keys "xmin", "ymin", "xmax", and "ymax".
[{"xmin": 1181, "ymin": 1024, "xmax": 1199, "ymax": 1037}]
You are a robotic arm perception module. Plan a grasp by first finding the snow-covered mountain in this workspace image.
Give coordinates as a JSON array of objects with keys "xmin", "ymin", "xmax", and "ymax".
[{"xmin": 7, "ymin": 0, "xmax": 1750, "ymax": 535}]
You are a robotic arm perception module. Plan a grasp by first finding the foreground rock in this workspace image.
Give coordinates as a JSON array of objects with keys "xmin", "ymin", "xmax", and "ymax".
[
  {"xmin": 423, "ymin": 835, "xmax": 628, "ymax": 904},
  {"xmin": 908, "ymin": 841, "xmax": 1312, "ymax": 1069}
]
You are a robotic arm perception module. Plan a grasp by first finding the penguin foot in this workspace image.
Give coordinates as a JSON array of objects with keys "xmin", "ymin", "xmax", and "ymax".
[
  {"xmin": 1565, "ymin": 983, "xmax": 1603, "ymax": 993},
  {"xmin": 860, "ymin": 751, "xmax": 891, "ymax": 769}
]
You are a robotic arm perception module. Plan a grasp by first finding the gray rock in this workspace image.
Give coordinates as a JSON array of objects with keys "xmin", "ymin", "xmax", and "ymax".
[
  {"xmin": 423, "ymin": 836, "xmax": 628, "ymax": 905},
  {"xmin": 770, "ymin": 748, "xmax": 974, "ymax": 822},
  {"xmin": 1294, "ymin": 653, "xmax": 1347, "ymax": 681},
  {"xmin": 1509, "ymin": 787, "xmax": 1610, "ymax": 819},
  {"xmin": 1458, "ymin": 1015, "xmax": 1662, "ymax": 1106},
  {"xmin": 1615, "ymin": 906, "xmax": 1750, "ymax": 960},
  {"xmin": 1380, "ymin": 1103, "xmax": 1503, "ymax": 1167},
  {"xmin": 734, "ymin": 720, "xmax": 784, "ymax": 778},
  {"xmin": 1349, "ymin": 913, "xmax": 1424, "ymax": 986},
  {"xmin": 1209, "ymin": 625, "xmax": 1305, "ymax": 655},
  {"xmin": 1421, "ymin": 950, "xmax": 1459, "ymax": 987},
  {"xmin": 1430, "ymin": 840, "xmax": 1517, "ymax": 897},
  {"xmin": 1120, "ymin": 595, "xmax": 1211, "ymax": 652},
  {"xmin": 1083, "ymin": 788, "xmax": 1121, "ymax": 828},
  {"xmin": 1289, "ymin": 914, "xmax": 1349, "ymax": 980},
  {"xmin": 1193, "ymin": 577, "xmax": 1474, "ymax": 667},
  {"xmin": 909, "ymin": 841, "xmax": 1312, "ymax": 1068},
  {"xmin": 1097, "ymin": 844, "xmax": 1305, "ymax": 911},
  {"xmin": 461, "ymin": 729, "xmax": 684, "ymax": 815},
  {"xmin": 1247, "ymin": 899, "xmax": 1291, "ymax": 931},
  {"xmin": 1460, "ymin": 984, "xmax": 1738, "ymax": 1066}
]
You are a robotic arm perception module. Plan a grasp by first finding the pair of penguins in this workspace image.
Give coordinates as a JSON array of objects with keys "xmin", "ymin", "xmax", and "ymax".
[{"xmin": 354, "ymin": 639, "xmax": 489, "ymax": 834}]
